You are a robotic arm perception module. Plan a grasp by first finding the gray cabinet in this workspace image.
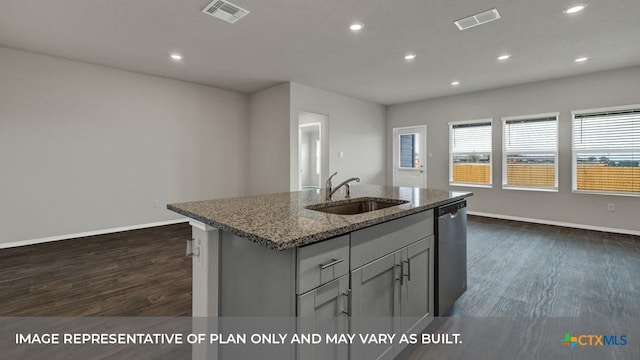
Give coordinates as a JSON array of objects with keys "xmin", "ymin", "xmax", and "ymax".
[
  {"xmin": 298, "ymin": 275, "xmax": 349, "ymax": 360},
  {"xmin": 298, "ymin": 235, "xmax": 349, "ymax": 294},
  {"xmin": 397, "ymin": 235, "xmax": 435, "ymax": 352},
  {"xmin": 217, "ymin": 209, "xmax": 436, "ymax": 360},
  {"xmin": 350, "ymin": 252, "xmax": 400, "ymax": 360},
  {"xmin": 349, "ymin": 212, "xmax": 435, "ymax": 360},
  {"xmin": 350, "ymin": 238, "xmax": 434, "ymax": 360},
  {"xmin": 399, "ymin": 236, "xmax": 434, "ymax": 341}
]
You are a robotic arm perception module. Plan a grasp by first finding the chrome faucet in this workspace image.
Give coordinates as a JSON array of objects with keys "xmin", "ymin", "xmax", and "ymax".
[
  {"xmin": 325, "ymin": 172, "xmax": 360, "ymax": 200},
  {"xmin": 325, "ymin": 172, "xmax": 338, "ymax": 200}
]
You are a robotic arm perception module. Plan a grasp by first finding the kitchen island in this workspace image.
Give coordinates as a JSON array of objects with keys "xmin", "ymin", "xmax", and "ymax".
[{"xmin": 168, "ymin": 185, "xmax": 471, "ymax": 360}]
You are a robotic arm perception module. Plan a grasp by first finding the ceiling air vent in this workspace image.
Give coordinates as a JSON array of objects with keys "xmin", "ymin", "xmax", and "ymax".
[
  {"xmin": 202, "ymin": 0, "xmax": 249, "ymax": 24},
  {"xmin": 454, "ymin": 8, "xmax": 500, "ymax": 31}
]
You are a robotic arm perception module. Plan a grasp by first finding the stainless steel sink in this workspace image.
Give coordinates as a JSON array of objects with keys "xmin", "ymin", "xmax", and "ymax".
[{"xmin": 306, "ymin": 197, "xmax": 409, "ymax": 215}]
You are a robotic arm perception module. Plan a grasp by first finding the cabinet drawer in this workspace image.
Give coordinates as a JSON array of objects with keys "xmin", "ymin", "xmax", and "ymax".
[
  {"xmin": 351, "ymin": 210, "xmax": 433, "ymax": 270},
  {"xmin": 297, "ymin": 235, "xmax": 349, "ymax": 294}
]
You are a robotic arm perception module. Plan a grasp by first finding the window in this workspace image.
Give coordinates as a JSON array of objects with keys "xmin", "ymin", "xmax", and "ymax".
[
  {"xmin": 502, "ymin": 113, "xmax": 558, "ymax": 191},
  {"xmin": 449, "ymin": 119, "xmax": 492, "ymax": 187},
  {"xmin": 572, "ymin": 105, "xmax": 640, "ymax": 196},
  {"xmin": 399, "ymin": 133, "xmax": 421, "ymax": 169}
]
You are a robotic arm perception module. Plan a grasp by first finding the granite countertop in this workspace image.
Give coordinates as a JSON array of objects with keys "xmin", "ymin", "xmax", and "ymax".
[{"xmin": 167, "ymin": 185, "xmax": 472, "ymax": 251}]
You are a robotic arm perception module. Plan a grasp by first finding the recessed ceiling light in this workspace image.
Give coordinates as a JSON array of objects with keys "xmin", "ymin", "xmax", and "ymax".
[
  {"xmin": 575, "ymin": 56, "xmax": 589, "ymax": 63},
  {"xmin": 404, "ymin": 53, "xmax": 417, "ymax": 61},
  {"xmin": 497, "ymin": 54, "xmax": 511, "ymax": 61},
  {"xmin": 350, "ymin": 23, "xmax": 363, "ymax": 31},
  {"xmin": 451, "ymin": 81, "xmax": 460, "ymax": 86},
  {"xmin": 170, "ymin": 53, "xmax": 183, "ymax": 61},
  {"xmin": 564, "ymin": 5, "xmax": 586, "ymax": 14}
]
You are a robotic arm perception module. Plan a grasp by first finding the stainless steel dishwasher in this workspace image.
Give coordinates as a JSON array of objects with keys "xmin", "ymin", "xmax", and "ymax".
[{"xmin": 435, "ymin": 200, "xmax": 467, "ymax": 315}]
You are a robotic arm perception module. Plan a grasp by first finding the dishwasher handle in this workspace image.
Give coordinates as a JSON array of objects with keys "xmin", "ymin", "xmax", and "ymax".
[{"xmin": 437, "ymin": 200, "xmax": 466, "ymax": 217}]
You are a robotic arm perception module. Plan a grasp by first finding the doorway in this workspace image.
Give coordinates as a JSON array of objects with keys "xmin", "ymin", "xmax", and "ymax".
[
  {"xmin": 298, "ymin": 112, "xmax": 328, "ymax": 190},
  {"xmin": 393, "ymin": 125, "xmax": 427, "ymax": 188}
]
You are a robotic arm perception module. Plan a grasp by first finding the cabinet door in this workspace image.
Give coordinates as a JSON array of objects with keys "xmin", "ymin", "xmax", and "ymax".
[
  {"xmin": 297, "ymin": 275, "xmax": 349, "ymax": 360},
  {"xmin": 399, "ymin": 236, "xmax": 434, "ymax": 336},
  {"xmin": 350, "ymin": 251, "xmax": 401, "ymax": 360}
]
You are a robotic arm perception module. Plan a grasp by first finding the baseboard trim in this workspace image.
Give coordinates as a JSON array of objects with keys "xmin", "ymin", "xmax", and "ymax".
[
  {"xmin": 0, "ymin": 219, "xmax": 190, "ymax": 249},
  {"xmin": 467, "ymin": 211, "xmax": 640, "ymax": 237}
]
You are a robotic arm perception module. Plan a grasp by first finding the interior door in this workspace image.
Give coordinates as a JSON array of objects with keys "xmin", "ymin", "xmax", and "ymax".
[
  {"xmin": 393, "ymin": 126, "xmax": 427, "ymax": 188},
  {"xmin": 350, "ymin": 252, "xmax": 401, "ymax": 360},
  {"xmin": 297, "ymin": 275, "xmax": 349, "ymax": 360}
]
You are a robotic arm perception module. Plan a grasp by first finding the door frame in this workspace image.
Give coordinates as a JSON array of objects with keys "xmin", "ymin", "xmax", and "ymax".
[
  {"xmin": 392, "ymin": 125, "xmax": 427, "ymax": 188},
  {"xmin": 298, "ymin": 122, "xmax": 321, "ymax": 189},
  {"xmin": 298, "ymin": 111, "xmax": 329, "ymax": 190}
]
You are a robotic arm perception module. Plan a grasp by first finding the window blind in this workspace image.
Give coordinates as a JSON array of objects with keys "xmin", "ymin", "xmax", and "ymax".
[
  {"xmin": 504, "ymin": 117, "xmax": 557, "ymax": 152},
  {"xmin": 451, "ymin": 122, "xmax": 492, "ymax": 153},
  {"xmin": 572, "ymin": 108, "xmax": 640, "ymax": 195},
  {"xmin": 450, "ymin": 120, "xmax": 492, "ymax": 185},
  {"xmin": 503, "ymin": 116, "xmax": 558, "ymax": 190},
  {"xmin": 574, "ymin": 110, "xmax": 640, "ymax": 151}
]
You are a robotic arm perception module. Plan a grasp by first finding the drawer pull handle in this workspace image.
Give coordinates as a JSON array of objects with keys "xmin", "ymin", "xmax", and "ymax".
[
  {"xmin": 320, "ymin": 258, "xmax": 344, "ymax": 269},
  {"xmin": 396, "ymin": 263, "xmax": 404, "ymax": 286},
  {"xmin": 403, "ymin": 258, "xmax": 411, "ymax": 281},
  {"xmin": 341, "ymin": 291, "xmax": 351, "ymax": 316}
]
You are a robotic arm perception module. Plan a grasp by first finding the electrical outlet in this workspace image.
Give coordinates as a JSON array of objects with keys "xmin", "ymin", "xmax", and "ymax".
[
  {"xmin": 339, "ymin": 151, "xmax": 344, "ymax": 158},
  {"xmin": 153, "ymin": 199, "xmax": 160, "ymax": 208},
  {"xmin": 607, "ymin": 203, "xmax": 615, "ymax": 212}
]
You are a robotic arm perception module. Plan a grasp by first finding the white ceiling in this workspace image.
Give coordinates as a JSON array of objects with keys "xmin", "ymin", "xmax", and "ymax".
[{"xmin": 1, "ymin": 0, "xmax": 639, "ymax": 105}]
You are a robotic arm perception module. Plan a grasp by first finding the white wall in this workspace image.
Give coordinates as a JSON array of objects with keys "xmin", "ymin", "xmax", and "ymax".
[
  {"xmin": 248, "ymin": 83, "xmax": 291, "ymax": 195},
  {"xmin": 387, "ymin": 66, "xmax": 640, "ymax": 232},
  {"xmin": 0, "ymin": 47, "xmax": 249, "ymax": 244},
  {"xmin": 290, "ymin": 83, "xmax": 386, "ymax": 190}
]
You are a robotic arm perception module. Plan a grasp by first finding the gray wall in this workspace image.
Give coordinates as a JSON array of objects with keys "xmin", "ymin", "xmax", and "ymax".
[
  {"xmin": 248, "ymin": 83, "xmax": 291, "ymax": 195},
  {"xmin": 0, "ymin": 47, "xmax": 249, "ymax": 244},
  {"xmin": 290, "ymin": 83, "xmax": 387, "ymax": 189},
  {"xmin": 387, "ymin": 66, "xmax": 640, "ymax": 232}
]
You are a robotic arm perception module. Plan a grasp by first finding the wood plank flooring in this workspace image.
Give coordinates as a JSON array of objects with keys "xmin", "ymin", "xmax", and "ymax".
[
  {"xmin": 405, "ymin": 216, "xmax": 640, "ymax": 360},
  {"xmin": 0, "ymin": 223, "xmax": 192, "ymax": 316},
  {"xmin": 1, "ymin": 216, "xmax": 638, "ymax": 318},
  {"xmin": 449, "ymin": 216, "xmax": 640, "ymax": 317}
]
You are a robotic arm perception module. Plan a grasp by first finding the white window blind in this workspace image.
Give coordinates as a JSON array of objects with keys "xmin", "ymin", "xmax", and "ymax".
[
  {"xmin": 503, "ymin": 115, "xmax": 558, "ymax": 190},
  {"xmin": 449, "ymin": 120, "xmax": 492, "ymax": 186},
  {"xmin": 572, "ymin": 106, "xmax": 640, "ymax": 195},
  {"xmin": 451, "ymin": 122, "xmax": 492, "ymax": 153}
]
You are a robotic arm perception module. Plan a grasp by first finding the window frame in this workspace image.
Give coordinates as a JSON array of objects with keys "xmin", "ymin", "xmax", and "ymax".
[
  {"xmin": 501, "ymin": 112, "xmax": 559, "ymax": 192},
  {"xmin": 571, "ymin": 104, "xmax": 640, "ymax": 197},
  {"xmin": 449, "ymin": 118, "xmax": 493, "ymax": 188}
]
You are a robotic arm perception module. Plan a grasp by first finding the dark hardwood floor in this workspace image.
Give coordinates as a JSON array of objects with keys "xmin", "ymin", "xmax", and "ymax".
[
  {"xmin": 0, "ymin": 223, "xmax": 192, "ymax": 316},
  {"xmin": 1, "ymin": 216, "xmax": 638, "ymax": 318},
  {"xmin": 406, "ymin": 216, "xmax": 640, "ymax": 360},
  {"xmin": 451, "ymin": 215, "xmax": 640, "ymax": 317}
]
